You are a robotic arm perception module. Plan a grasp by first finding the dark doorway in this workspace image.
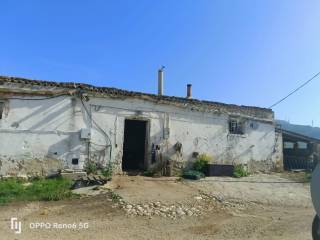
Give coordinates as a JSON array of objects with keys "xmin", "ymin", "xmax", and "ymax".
[{"xmin": 122, "ymin": 119, "xmax": 147, "ymax": 171}]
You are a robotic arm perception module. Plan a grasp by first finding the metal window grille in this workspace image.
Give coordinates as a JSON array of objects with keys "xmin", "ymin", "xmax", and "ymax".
[{"xmin": 229, "ymin": 119, "xmax": 243, "ymax": 134}]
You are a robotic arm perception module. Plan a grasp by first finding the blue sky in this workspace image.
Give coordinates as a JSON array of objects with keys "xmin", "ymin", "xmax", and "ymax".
[{"xmin": 1, "ymin": 1, "xmax": 320, "ymax": 126}]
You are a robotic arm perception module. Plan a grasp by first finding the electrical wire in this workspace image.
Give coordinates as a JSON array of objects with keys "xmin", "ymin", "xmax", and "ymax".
[
  {"xmin": 90, "ymin": 142, "xmax": 110, "ymax": 147},
  {"xmin": 269, "ymin": 71, "xmax": 320, "ymax": 108},
  {"xmin": 0, "ymin": 93, "xmax": 69, "ymax": 101},
  {"xmin": 1, "ymin": 89, "xmax": 113, "ymax": 164},
  {"xmin": 79, "ymin": 97, "xmax": 112, "ymax": 162}
]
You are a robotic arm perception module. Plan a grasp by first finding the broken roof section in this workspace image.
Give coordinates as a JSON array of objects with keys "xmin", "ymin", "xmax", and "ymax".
[{"xmin": 0, "ymin": 75, "xmax": 274, "ymax": 121}]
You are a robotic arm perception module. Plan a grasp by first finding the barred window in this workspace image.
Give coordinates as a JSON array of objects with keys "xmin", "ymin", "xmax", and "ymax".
[{"xmin": 229, "ymin": 119, "xmax": 244, "ymax": 135}]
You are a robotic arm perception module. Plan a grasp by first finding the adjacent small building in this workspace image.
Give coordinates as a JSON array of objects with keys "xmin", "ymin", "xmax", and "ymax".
[
  {"xmin": 279, "ymin": 129, "xmax": 320, "ymax": 171},
  {"xmin": 0, "ymin": 74, "xmax": 282, "ymax": 177}
]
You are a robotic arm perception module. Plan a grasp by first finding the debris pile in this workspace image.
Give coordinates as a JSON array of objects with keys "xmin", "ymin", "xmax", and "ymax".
[
  {"xmin": 109, "ymin": 194, "xmax": 218, "ymax": 220},
  {"xmin": 71, "ymin": 175, "xmax": 110, "ymax": 189},
  {"xmin": 122, "ymin": 201, "xmax": 202, "ymax": 219}
]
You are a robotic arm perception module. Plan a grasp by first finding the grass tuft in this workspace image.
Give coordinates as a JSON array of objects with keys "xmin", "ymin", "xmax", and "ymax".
[
  {"xmin": 25, "ymin": 178, "xmax": 73, "ymax": 201},
  {"xmin": 0, "ymin": 177, "xmax": 73, "ymax": 205},
  {"xmin": 0, "ymin": 178, "xmax": 25, "ymax": 204},
  {"xmin": 109, "ymin": 191, "xmax": 122, "ymax": 202}
]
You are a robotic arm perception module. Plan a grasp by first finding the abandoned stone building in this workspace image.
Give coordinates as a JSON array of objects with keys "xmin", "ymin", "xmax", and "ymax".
[{"xmin": 0, "ymin": 74, "xmax": 282, "ymax": 177}]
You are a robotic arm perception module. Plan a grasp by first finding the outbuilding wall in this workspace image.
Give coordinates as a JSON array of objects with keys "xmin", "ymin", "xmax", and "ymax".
[{"xmin": 0, "ymin": 93, "xmax": 278, "ymax": 177}]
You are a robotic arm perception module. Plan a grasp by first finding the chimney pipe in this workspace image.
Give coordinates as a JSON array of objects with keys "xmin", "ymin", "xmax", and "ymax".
[
  {"xmin": 187, "ymin": 84, "xmax": 192, "ymax": 98},
  {"xmin": 158, "ymin": 66, "xmax": 164, "ymax": 96}
]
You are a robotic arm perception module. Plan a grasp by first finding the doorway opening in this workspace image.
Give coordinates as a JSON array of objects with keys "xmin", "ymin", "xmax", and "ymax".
[{"xmin": 122, "ymin": 119, "xmax": 148, "ymax": 171}]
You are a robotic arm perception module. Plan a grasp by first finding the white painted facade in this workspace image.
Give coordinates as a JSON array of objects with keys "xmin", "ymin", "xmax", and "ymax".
[{"xmin": 0, "ymin": 79, "xmax": 281, "ymax": 176}]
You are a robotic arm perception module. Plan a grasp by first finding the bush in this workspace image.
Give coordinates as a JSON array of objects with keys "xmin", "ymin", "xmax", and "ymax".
[
  {"xmin": 182, "ymin": 170, "xmax": 205, "ymax": 180},
  {"xmin": 233, "ymin": 164, "xmax": 249, "ymax": 178},
  {"xmin": 193, "ymin": 154, "xmax": 211, "ymax": 173},
  {"xmin": 0, "ymin": 178, "xmax": 73, "ymax": 205}
]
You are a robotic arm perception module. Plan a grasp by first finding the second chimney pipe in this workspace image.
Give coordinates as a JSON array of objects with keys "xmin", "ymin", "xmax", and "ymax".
[
  {"xmin": 158, "ymin": 66, "xmax": 164, "ymax": 96},
  {"xmin": 187, "ymin": 84, "xmax": 192, "ymax": 98}
]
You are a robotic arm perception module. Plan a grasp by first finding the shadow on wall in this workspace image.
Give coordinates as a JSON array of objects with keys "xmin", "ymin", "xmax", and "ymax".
[
  {"xmin": 30, "ymin": 103, "xmax": 71, "ymax": 130},
  {"xmin": 46, "ymin": 132, "xmax": 87, "ymax": 168},
  {"xmin": 46, "ymin": 132, "xmax": 83, "ymax": 155},
  {"xmin": 11, "ymin": 98, "xmax": 74, "ymax": 131}
]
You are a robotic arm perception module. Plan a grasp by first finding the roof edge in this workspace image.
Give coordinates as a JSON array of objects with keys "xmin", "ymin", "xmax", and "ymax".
[{"xmin": 0, "ymin": 75, "xmax": 273, "ymax": 115}]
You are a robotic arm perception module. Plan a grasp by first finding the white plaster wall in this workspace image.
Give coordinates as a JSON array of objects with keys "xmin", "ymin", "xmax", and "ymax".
[
  {"xmin": 0, "ymin": 94, "xmax": 277, "ymax": 176},
  {"xmin": 87, "ymin": 97, "xmax": 277, "ymax": 172},
  {"xmin": 0, "ymin": 96, "xmax": 88, "ymax": 176}
]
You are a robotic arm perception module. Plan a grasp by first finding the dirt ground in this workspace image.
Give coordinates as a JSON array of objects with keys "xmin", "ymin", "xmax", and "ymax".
[{"xmin": 0, "ymin": 172, "xmax": 315, "ymax": 240}]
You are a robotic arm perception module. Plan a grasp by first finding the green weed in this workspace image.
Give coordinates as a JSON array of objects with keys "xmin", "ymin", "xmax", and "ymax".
[
  {"xmin": 25, "ymin": 178, "xmax": 73, "ymax": 201},
  {"xmin": 0, "ymin": 178, "xmax": 25, "ymax": 204},
  {"xmin": 233, "ymin": 164, "xmax": 249, "ymax": 178},
  {"xmin": 101, "ymin": 166, "xmax": 113, "ymax": 178},
  {"xmin": 0, "ymin": 177, "xmax": 73, "ymax": 205},
  {"xmin": 110, "ymin": 191, "xmax": 122, "ymax": 202},
  {"xmin": 84, "ymin": 161, "xmax": 98, "ymax": 174},
  {"xmin": 193, "ymin": 154, "xmax": 212, "ymax": 174}
]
